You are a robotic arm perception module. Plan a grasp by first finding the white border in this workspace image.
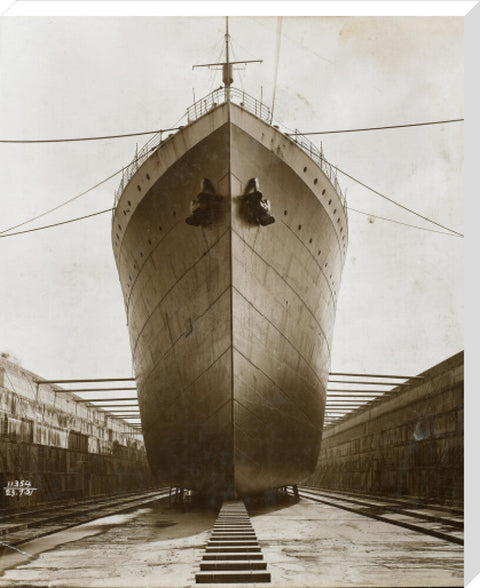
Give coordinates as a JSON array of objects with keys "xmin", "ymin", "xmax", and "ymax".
[{"xmin": 0, "ymin": 1, "xmax": 477, "ymax": 17}]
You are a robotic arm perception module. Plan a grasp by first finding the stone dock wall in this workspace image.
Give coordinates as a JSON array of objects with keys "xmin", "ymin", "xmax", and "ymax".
[
  {"xmin": 308, "ymin": 352, "xmax": 464, "ymax": 506},
  {"xmin": 0, "ymin": 357, "xmax": 155, "ymax": 511}
]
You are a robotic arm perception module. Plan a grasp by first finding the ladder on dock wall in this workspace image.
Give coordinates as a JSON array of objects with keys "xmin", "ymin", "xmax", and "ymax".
[{"xmin": 195, "ymin": 499, "xmax": 271, "ymax": 584}]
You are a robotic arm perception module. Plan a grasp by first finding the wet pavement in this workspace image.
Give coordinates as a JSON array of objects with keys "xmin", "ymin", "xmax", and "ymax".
[{"xmin": 0, "ymin": 496, "xmax": 463, "ymax": 587}]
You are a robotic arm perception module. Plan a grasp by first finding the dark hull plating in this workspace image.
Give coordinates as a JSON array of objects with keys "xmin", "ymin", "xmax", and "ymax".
[{"xmin": 112, "ymin": 102, "xmax": 347, "ymax": 496}]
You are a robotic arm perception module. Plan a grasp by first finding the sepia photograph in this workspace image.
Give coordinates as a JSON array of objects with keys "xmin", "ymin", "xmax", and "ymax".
[{"xmin": 0, "ymin": 2, "xmax": 468, "ymax": 586}]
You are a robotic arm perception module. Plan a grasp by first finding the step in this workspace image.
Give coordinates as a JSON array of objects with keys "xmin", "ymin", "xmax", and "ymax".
[
  {"xmin": 203, "ymin": 553, "xmax": 264, "ymax": 561},
  {"xmin": 214, "ymin": 524, "xmax": 253, "ymax": 527},
  {"xmin": 210, "ymin": 535, "xmax": 257, "ymax": 540},
  {"xmin": 207, "ymin": 541, "xmax": 259, "ymax": 547},
  {"xmin": 200, "ymin": 560, "xmax": 267, "ymax": 571},
  {"xmin": 213, "ymin": 527, "xmax": 254, "ymax": 531},
  {"xmin": 196, "ymin": 570, "xmax": 271, "ymax": 583},
  {"xmin": 206, "ymin": 546, "xmax": 261, "ymax": 553},
  {"xmin": 211, "ymin": 532, "xmax": 257, "ymax": 536},
  {"xmin": 212, "ymin": 527, "xmax": 255, "ymax": 534}
]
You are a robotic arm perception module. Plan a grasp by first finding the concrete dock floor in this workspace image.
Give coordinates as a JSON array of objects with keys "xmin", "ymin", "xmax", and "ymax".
[{"xmin": 0, "ymin": 496, "xmax": 463, "ymax": 587}]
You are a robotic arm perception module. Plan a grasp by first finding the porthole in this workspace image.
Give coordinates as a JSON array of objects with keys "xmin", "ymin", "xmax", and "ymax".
[
  {"xmin": 173, "ymin": 211, "xmax": 176, "ymax": 217},
  {"xmin": 116, "ymin": 233, "xmax": 119, "ymax": 239},
  {"xmin": 340, "ymin": 227, "xmax": 343, "ymax": 233},
  {"xmin": 298, "ymin": 225, "xmax": 302, "ymax": 230},
  {"xmin": 342, "ymin": 236, "xmax": 345, "ymax": 241},
  {"xmin": 137, "ymin": 185, "xmax": 141, "ymax": 192},
  {"xmin": 328, "ymin": 200, "xmax": 332, "ymax": 205},
  {"xmin": 325, "ymin": 262, "xmax": 328, "ymax": 268},
  {"xmin": 309, "ymin": 238, "xmax": 313, "ymax": 244},
  {"xmin": 148, "ymin": 239, "xmax": 152, "ymax": 245},
  {"xmin": 284, "ymin": 210, "xmax": 288, "ymax": 216},
  {"xmin": 127, "ymin": 200, "xmax": 131, "ymax": 206},
  {"xmin": 337, "ymin": 218, "xmax": 340, "ymax": 224},
  {"xmin": 314, "ymin": 178, "xmax": 318, "ymax": 185},
  {"xmin": 322, "ymin": 189, "xmax": 326, "ymax": 195},
  {"xmin": 333, "ymin": 209, "xmax": 337, "ymax": 214},
  {"xmin": 123, "ymin": 210, "xmax": 126, "ymax": 216},
  {"xmin": 146, "ymin": 174, "xmax": 150, "ymax": 180},
  {"xmin": 159, "ymin": 226, "xmax": 162, "ymax": 231},
  {"xmin": 118, "ymin": 224, "xmax": 122, "ymax": 230},
  {"xmin": 303, "ymin": 166, "xmax": 307, "ymax": 172},
  {"xmin": 140, "ymin": 252, "xmax": 143, "ymax": 257},
  {"xmin": 318, "ymin": 250, "xmax": 321, "ymax": 256}
]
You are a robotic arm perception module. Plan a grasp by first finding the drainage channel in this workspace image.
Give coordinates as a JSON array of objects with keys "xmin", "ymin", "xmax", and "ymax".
[{"xmin": 195, "ymin": 499, "xmax": 271, "ymax": 584}]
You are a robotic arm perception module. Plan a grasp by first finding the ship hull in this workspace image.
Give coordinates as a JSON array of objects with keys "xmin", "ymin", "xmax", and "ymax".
[{"xmin": 112, "ymin": 101, "xmax": 347, "ymax": 496}]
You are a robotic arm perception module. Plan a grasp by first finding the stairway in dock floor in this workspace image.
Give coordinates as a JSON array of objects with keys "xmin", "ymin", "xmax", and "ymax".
[{"xmin": 195, "ymin": 499, "xmax": 271, "ymax": 584}]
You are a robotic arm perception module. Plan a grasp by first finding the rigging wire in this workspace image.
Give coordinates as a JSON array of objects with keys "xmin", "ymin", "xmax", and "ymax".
[
  {"xmin": 0, "ymin": 152, "xmax": 147, "ymax": 235},
  {"xmin": 0, "ymin": 201, "xmax": 462, "ymax": 240},
  {"xmin": 0, "ymin": 110, "xmax": 191, "ymax": 236},
  {"xmin": 323, "ymin": 156, "xmax": 464, "ymax": 238},
  {"xmin": 0, "ymin": 118, "xmax": 463, "ymax": 145},
  {"xmin": 207, "ymin": 37, "xmax": 225, "ymax": 93},
  {"xmin": 270, "ymin": 16, "xmax": 283, "ymax": 122},
  {"xmin": 0, "ymin": 208, "xmax": 114, "ymax": 238},
  {"xmin": 229, "ymin": 38, "xmax": 245, "ymax": 91},
  {"xmin": 347, "ymin": 207, "xmax": 462, "ymax": 237},
  {"xmin": 1, "ymin": 0, "xmax": 16, "ymax": 16},
  {"xmin": 250, "ymin": 16, "xmax": 334, "ymax": 65},
  {"xmin": 288, "ymin": 118, "xmax": 464, "ymax": 136},
  {"xmin": 0, "ymin": 154, "xmax": 463, "ymax": 239},
  {"xmin": 0, "ymin": 127, "xmax": 181, "ymax": 144}
]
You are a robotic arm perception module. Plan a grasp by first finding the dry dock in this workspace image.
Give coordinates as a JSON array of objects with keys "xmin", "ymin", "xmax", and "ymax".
[{"xmin": 0, "ymin": 493, "xmax": 462, "ymax": 587}]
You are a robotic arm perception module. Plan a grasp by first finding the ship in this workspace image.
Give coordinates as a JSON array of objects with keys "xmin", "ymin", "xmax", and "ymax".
[{"xmin": 112, "ymin": 23, "xmax": 348, "ymax": 498}]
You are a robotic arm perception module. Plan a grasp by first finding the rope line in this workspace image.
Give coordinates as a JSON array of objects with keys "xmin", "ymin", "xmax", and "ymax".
[
  {"xmin": 0, "ymin": 208, "xmax": 114, "ymax": 238},
  {"xmin": 0, "ymin": 119, "xmax": 462, "ymax": 144},
  {"xmin": 347, "ymin": 207, "xmax": 462, "ymax": 237},
  {"xmin": 0, "ymin": 152, "xmax": 148, "ymax": 235},
  {"xmin": 270, "ymin": 16, "xmax": 283, "ymax": 122},
  {"xmin": 324, "ymin": 157, "xmax": 464, "ymax": 238},
  {"xmin": 0, "ymin": 204, "xmax": 462, "ymax": 240},
  {"xmin": 288, "ymin": 118, "xmax": 464, "ymax": 136},
  {"xmin": 0, "ymin": 127, "xmax": 181, "ymax": 144}
]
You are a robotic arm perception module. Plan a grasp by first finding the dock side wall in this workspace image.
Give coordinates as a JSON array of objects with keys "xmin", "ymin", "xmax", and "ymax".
[
  {"xmin": 308, "ymin": 352, "xmax": 463, "ymax": 506},
  {"xmin": 0, "ymin": 358, "xmax": 155, "ymax": 512}
]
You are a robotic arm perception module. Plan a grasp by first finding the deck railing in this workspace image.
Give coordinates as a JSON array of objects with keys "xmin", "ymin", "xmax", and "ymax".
[{"xmin": 114, "ymin": 87, "xmax": 347, "ymax": 211}]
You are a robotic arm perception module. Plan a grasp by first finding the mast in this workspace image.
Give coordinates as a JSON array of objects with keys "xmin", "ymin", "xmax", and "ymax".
[
  {"xmin": 193, "ymin": 17, "xmax": 262, "ymax": 99},
  {"xmin": 223, "ymin": 16, "xmax": 233, "ymax": 90}
]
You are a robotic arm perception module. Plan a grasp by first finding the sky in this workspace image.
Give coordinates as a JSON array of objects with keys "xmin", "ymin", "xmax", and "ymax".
[{"xmin": 0, "ymin": 7, "xmax": 464, "ymax": 385}]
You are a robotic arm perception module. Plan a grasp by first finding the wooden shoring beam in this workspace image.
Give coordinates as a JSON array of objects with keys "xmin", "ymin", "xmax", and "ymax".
[
  {"xmin": 53, "ymin": 388, "xmax": 137, "ymax": 392},
  {"xmin": 85, "ymin": 404, "xmax": 138, "ymax": 408},
  {"xmin": 326, "ymin": 405, "xmax": 366, "ymax": 409},
  {"xmin": 327, "ymin": 392, "xmax": 385, "ymax": 396},
  {"xmin": 329, "ymin": 372, "xmax": 424, "ymax": 380},
  {"xmin": 328, "ymin": 380, "xmax": 413, "ymax": 386},
  {"xmin": 36, "ymin": 378, "xmax": 135, "ymax": 384},
  {"xmin": 327, "ymin": 399, "xmax": 375, "ymax": 403},
  {"xmin": 103, "ymin": 410, "xmax": 140, "ymax": 413},
  {"xmin": 76, "ymin": 397, "xmax": 138, "ymax": 402}
]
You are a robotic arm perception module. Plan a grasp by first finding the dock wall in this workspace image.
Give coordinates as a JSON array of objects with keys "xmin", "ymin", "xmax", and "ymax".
[
  {"xmin": 0, "ymin": 357, "xmax": 155, "ymax": 511},
  {"xmin": 308, "ymin": 352, "xmax": 464, "ymax": 506}
]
